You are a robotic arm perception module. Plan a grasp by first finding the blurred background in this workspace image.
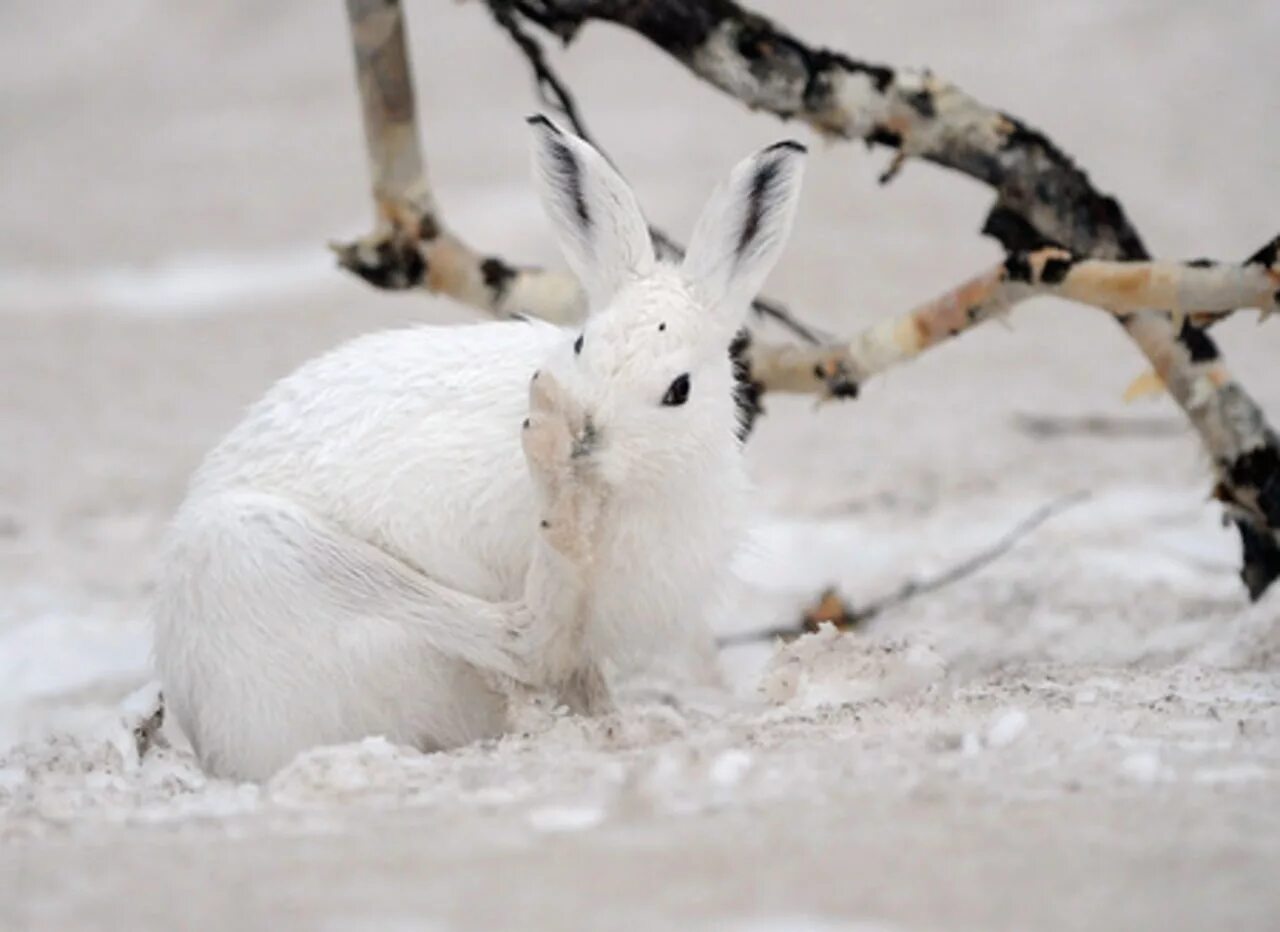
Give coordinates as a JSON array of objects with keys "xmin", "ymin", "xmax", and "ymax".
[
  {"xmin": 2, "ymin": 0, "xmax": 1278, "ymax": 733},
  {"xmin": 1, "ymin": 2, "xmax": 1278, "ymax": 926}
]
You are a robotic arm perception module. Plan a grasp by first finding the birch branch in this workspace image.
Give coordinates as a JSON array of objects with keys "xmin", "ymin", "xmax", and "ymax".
[
  {"xmin": 335, "ymin": 0, "xmax": 584, "ymax": 324},
  {"xmin": 750, "ymin": 245, "xmax": 1280, "ymax": 397},
  {"xmin": 334, "ymin": 0, "xmax": 824, "ymax": 343},
  {"xmin": 495, "ymin": 0, "xmax": 1280, "ymax": 597},
  {"xmin": 336, "ymin": 0, "xmax": 1280, "ymax": 598}
]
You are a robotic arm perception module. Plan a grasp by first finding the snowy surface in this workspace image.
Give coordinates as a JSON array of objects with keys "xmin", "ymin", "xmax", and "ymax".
[{"xmin": 2, "ymin": 1, "xmax": 1279, "ymax": 929}]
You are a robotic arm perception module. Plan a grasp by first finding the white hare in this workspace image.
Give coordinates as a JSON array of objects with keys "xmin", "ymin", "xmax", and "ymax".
[{"xmin": 153, "ymin": 117, "xmax": 806, "ymax": 780}]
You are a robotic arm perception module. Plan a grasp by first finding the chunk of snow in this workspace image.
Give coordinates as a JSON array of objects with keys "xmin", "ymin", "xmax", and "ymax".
[
  {"xmin": 709, "ymin": 750, "xmax": 753, "ymax": 788},
  {"xmin": 760, "ymin": 629, "xmax": 946, "ymax": 709},
  {"xmin": 986, "ymin": 709, "xmax": 1029, "ymax": 748},
  {"xmin": 527, "ymin": 804, "xmax": 604, "ymax": 833},
  {"xmin": 1121, "ymin": 752, "xmax": 1169, "ymax": 783}
]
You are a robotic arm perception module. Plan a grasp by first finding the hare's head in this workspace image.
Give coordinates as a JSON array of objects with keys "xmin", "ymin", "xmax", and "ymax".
[{"xmin": 527, "ymin": 116, "xmax": 805, "ymax": 494}]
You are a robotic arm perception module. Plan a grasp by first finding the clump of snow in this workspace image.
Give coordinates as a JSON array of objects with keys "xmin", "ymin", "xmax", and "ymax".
[
  {"xmin": 0, "ymin": 701, "xmax": 259, "ymax": 837},
  {"xmin": 759, "ymin": 627, "xmax": 947, "ymax": 709},
  {"xmin": 1194, "ymin": 583, "xmax": 1280, "ymax": 670},
  {"xmin": 526, "ymin": 803, "xmax": 605, "ymax": 833},
  {"xmin": 709, "ymin": 748, "xmax": 754, "ymax": 788},
  {"xmin": 1190, "ymin": 764, "xmax": 1272, "ymax": 785},
  {"xmin": 985, "ymin": 708, "xmax": 1030, "ymax": 748},
  {"xmin": 1120, "ymin": 751, "xmax": 1171, "ymax": 784}
]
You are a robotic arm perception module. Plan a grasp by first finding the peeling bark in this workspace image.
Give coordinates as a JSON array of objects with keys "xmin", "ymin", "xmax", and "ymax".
[
  {"xmin": 336, "ymin": 0, "xmax": 585, "ymax": 324},
  {"xmin": 497, "ymin": 0, "xmax": 1280, "ymax": 595},
  {"xmin": 749, "ymin": 245, "xmax": 1280, "ymax": 398},
  {"xmin": 337, "ymin": 0, "xmax": 1280, "ymax": 597}
]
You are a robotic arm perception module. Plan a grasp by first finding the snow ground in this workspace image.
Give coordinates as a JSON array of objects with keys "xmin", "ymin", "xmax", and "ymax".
[{"xmin": 1, "ymin": 1, "xmax": 1279, "ymax": 929}]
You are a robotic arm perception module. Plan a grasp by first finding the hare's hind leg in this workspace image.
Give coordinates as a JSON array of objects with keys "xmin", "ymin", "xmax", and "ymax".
[{"xmin": 154, "ymin": 491, "xmax": 523, "ymax": 780}]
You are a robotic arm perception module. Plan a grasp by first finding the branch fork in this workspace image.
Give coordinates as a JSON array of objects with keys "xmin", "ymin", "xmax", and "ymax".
[{"xmin": 336, "ymin": 0, "xmax": 1280, "ymax": 599}]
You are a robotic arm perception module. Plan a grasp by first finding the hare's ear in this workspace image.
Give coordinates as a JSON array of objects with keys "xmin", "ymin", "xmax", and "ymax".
[
  {"xmin": 528, "ymin": 116, "xmax": 655, "ymax": 311},
  {"xmin": 681, "ymin": 141, "xmax": 806, "ymax": 332}
]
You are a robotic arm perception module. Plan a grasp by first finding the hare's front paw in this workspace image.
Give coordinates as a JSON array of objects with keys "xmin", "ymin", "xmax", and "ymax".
[{"xmin": 521, "ymin": 369, "xmax": 604, "ymax": 562}]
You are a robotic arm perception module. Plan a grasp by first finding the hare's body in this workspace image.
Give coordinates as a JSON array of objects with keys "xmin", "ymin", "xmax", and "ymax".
[
  {"xmin": 155, "ymin": 117, "xmax": 806, "ymax": 780},
  {"xmin": 156, "ymin": 320, "xmax": 733, "ymax": 779},
  {"xmin": 194, "ymin": 322, "xmax": 562, "ymax": 603}
]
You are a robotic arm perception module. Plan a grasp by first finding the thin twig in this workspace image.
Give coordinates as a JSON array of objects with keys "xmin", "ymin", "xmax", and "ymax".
[
  {"xmin": 492, "ymin": 0, "xmax": 1280, "ymax": 599},
  {"xmin": 717, "ymin": 491, "xmax": 1090, "ymax": 648},
  {"xmin": 1013, "ymin": 413, "xmax": 1184, "ymax": 441}
]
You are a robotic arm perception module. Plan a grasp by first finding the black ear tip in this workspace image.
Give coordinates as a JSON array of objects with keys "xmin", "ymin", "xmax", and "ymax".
[
  {"xmin": 526, "ymin": 114, "xmax": 558, "ymax": 133},
  {"xmin": 765, "ymin": 139, "xmax": 807, "ymax": 156}
]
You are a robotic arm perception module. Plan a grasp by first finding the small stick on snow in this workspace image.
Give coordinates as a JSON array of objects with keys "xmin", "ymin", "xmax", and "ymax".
[{"xmin": 718, "ymin": 492, "xmax": 1089, "ymax": 648}]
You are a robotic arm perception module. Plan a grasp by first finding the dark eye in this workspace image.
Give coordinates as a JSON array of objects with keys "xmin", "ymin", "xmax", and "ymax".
[
  {"xmin": 662, "ymin": 373, "xmax": 691, "ymax": 407},
  {"xmin": 573, "ymin": 334, "xmax": 584, "ymax": 355}
]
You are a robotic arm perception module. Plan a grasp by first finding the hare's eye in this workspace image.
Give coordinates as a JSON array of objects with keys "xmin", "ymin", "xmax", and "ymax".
[
  {"xmin": 573, "ymin": 334, "xmax": 584, "ymax": 355},
  {"xmin": 662, "ymin": 373, "xmax": 691, "ymax": 407}
]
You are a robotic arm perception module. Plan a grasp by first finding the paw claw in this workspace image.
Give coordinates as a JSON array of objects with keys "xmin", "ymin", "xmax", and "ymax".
[
  {"xmin": 528, "ymin": 368, "xmax": 566, "ymax": 414},
  {"xmin": 521, "ymin": 410, "xmax": 573, "ymax": 484}
]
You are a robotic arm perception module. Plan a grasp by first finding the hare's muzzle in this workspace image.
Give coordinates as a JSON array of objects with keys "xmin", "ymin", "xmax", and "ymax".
[{"xmin": 570, "ymin": 415, "xmax": 598, "ymax": 460}]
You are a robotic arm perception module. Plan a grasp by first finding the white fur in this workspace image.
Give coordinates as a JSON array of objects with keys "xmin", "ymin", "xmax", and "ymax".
[{"xmin": 153, "ymin": 119, "xmax": 806, "ymax": 780}]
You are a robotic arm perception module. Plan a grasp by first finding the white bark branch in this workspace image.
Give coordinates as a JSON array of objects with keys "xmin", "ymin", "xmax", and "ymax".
[
  {"xmin": 750, "ymin": 245, "xmax": 1280, "ymax": 398},
  {"xmin": 334, "ymin": 0, "xmax": 1280, "ymax": 598},
  {"xmin": 496, "ymin": 0, "xmax": 1280, "ymax": 598},
  {"xmin": 335, "ymin": 0, "xmax": 584, "ymax": 324}
]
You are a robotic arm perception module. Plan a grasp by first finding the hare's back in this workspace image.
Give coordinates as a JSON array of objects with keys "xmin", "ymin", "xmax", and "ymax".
[{"xmin": 191, "ymin": 318, "xmax": 566, "ymax": 597}]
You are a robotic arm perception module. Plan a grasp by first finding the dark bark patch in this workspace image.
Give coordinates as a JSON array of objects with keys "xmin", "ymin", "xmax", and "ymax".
[
  {"xmin": 481, "ymin": 256, "xmax": 517, "ymax": 299},
  {"xmin": 618, "ymin": 0, "xmax": 731, "ymax": 58},
  {"xmin": 810, "ymin": 360, "xmax": 860, "ymax": 399},
  {"xmin": 798, "ymin": 48, "xmax": 893, "ymax": 122},
  {"xmin": 417, "ymin": 212, "xmax": 441, "ymax": 241},
  {"xmin": 1003, "ymin": 251, "xmax": 1033, "ymax": 283},
  {"xmin": 814, "ymin": 49, "xmax": 893, "ymax": 92},
  {"xmin": 992, "ymin": 116, "xmax": 1148, "ymax": 261},
  {"xmin": 1246, "ymin": 236, "xmax": 1278, "ymax": 268},
  {"xmin": 1040, "ymin": 254, "xmax": 1075, "ymax": 284},
  {"xmin": 827, "ymin": 378, "xmax": 860, "ymax": 399},
  {"xmin": 867, "ymin": 126, "xmax": 903, "ymax": 149},
  {"xmin": 1236, "ymin": 519, "xmax": 1280, "ymax": 601},
  {"xmin": 1229, "ymin": 446, "xmax": 1280, "ymax": 525},
  {"xmin": 982, "ymin": 206, "xmax": 1059, "ymax": 253},
  {"xmin": 904, "ymin": 88, "xmax": 935, "ymax": 118},
  {"xmin": 346, "ymin": 239, "xmax": 426, "ymax": 290},
  {"xmin": 1000, "ymin": 117, "xmax": 1072, "ymax": 167},
  {"xmin": 1178, "ymin": 319, "xmax": 1219, "ymax": 363}
]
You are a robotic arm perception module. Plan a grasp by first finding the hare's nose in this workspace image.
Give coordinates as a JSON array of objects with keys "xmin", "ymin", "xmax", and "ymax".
[{"xmin": 570, "ymin": 415, "xmax": 598, "ymax": 459}]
